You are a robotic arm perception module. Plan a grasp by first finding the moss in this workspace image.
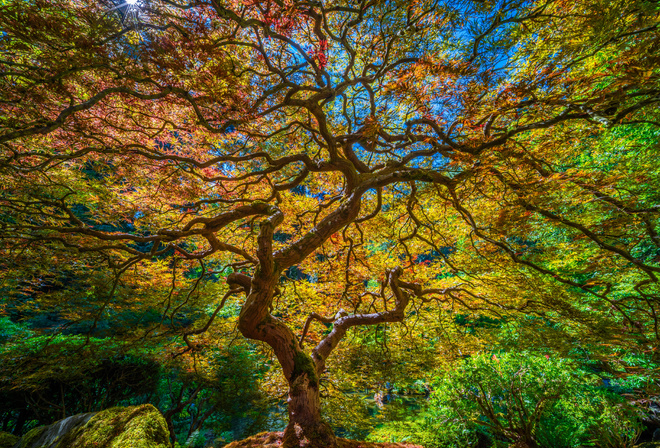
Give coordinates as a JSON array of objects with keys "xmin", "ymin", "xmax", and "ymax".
[
  {"xmin": 0, "ymin": 431, "xmax": 19, "ymax": 448},
  {"xmin": 291, "ymin": 351, "xmax": 318, "ymax": 388},
  {"xmin": 56, "ymin": 405, "xmax": 169, "ymax": 448},
  {"xmin": 55, "ymin": 408, "xmax": 121, "ymax": 448},
  {"xmin": 16, "ymin": 426, "xmax": 46, "ymax": 448},
  {"xmin": 222, "ymin": 432, "xmax": 284, "ymax": 448},
  {"xmin": 221, "ymin": 431, "xmax": 426, "ymax": 448},
  {"xmin": 108, "ymin": 405, "xmax": 169, "ymax": 448}
]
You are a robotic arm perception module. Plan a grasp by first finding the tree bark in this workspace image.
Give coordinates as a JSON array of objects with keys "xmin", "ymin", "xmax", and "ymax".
[
  {"xmin": 237, "ymin": 297, "xmax": 336, "ymax": 447},
  {"xmin": 233, "ymin": 203, "xmax": 417, "ymax": 446},
  {"xmin": 235, "ymin": 266, "xmax": 414, "ymax": 447},
  {"xmin": 229, "ymin": 204, "xmax": 339, "ymax": 447},
  {"xmin": 282, "ymin": 352, "xmax": 336, "ymax": 448}
]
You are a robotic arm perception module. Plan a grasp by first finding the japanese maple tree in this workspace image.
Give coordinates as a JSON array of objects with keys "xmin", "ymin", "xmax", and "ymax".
[{"xmin": 1, "ymin": 0, "xmax": 659, "ymax": 446}]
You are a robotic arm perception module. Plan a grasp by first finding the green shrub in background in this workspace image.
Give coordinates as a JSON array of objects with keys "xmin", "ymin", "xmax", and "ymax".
[
  {"xmin": 0, "ymin": 331, "xmax": 271, "ymax": 446},
  {"xmin": 537, "ymin": 387, "xmax": 641, "ymax": 448},
  {"xmin": 366, "ymin": 412, "xmax": 476, "ymax": 447},
  {"xmin": 367, "ymin": 352, "xmax": 641, "ymax": 448}
]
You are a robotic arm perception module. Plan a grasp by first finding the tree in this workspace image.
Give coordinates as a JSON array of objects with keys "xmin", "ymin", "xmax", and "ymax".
[{"xmin": 1, "ymin": 0, "xmax": 659, "ymax": 446}]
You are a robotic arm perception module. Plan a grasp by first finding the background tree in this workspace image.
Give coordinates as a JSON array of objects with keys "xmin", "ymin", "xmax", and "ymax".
[{"xmin": 1, "ymin": 0, "xmax": 659, "ymax": 446}]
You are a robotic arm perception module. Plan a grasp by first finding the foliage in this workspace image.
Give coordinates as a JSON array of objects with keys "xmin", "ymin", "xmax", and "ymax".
[
  {"xmin": 0, "ymin": 329, "xmax": 272, "ymax": 445},
  {"xmin": 367, "ymin": 414, "xmax": 476, "ymax": 448},
  {"xmin": 0, "ymin": 0, "xmax": 659, "ymax": 444},
  {"xmin": 0, "ymin": 333, "xmax": 162, "ymax": 437},
  {"xmin": 160, "ymin": 342, "xmax": 273, "ymax": 444},
  {"xmin": 371, "ymin": 352, "xmax": 642, "ymax": 448},
  {"xmin": 0, "ymin": 317, "xmax": 29, "ymax": 342}
]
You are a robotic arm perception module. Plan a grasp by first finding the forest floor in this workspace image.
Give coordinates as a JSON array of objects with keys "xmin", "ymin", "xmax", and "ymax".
[{"xmin": 222, "ymin": 432, "xmax": 424, "ymax": 448}]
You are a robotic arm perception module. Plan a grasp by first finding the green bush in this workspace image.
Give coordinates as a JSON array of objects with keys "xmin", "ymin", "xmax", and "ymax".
[
  {"xmin": 434, "ymin": 353, "xmax": 641, "ymax": 448},
  {"xmin": 366, "ymin": 413, "xmax": 476, "ymax": 447},
  {"xmin": 368, "ymin": 352, "xmax": 641, "ymax": 448}
]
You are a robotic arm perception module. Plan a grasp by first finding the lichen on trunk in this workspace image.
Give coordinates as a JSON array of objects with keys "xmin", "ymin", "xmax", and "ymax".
[{"xmin": 282, "ymin": 352, "xmax": 335, "ymax": 448}]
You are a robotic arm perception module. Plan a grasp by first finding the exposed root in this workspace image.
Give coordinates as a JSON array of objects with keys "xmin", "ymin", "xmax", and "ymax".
[{"xmin": 222, "ymin": 431, "xmax": 426, "ymax": 448}]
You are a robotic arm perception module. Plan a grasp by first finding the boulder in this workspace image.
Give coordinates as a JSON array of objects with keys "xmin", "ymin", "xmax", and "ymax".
[
  {"xmin": 14, "ymin": 412, "xmax": 95, "ymax": 448},
  {"xmin": 13, "ymin": 405, "xmax": 170, "ymax": 448},
  {"xmin": 0, "ymin": 432, "xmax": 19, "ymax": 448}
]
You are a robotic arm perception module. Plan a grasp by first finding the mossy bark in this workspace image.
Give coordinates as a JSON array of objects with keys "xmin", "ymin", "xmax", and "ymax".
[
  {"xmin": 239, "ymin": 304, "xmax": 336, "ymax": 447},
  {"xmin": 282, "ymin": 368, "xmax": 335, "ymax": 448}
]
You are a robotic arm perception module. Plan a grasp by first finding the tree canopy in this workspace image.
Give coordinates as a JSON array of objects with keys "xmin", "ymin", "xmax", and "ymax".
[{"xmin": 1, "ymin": 0, "xmax": 659, "ymax": 446}]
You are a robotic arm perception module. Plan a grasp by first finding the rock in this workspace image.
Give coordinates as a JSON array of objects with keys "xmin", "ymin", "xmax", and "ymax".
[
  {"xmin": 14, "ymin": 413, "xmax": 95, "ymax": 448},
  {"xmin": 635, "ymin": 443, "xmax": 660, "ymax": 448},
  {"xmin": 13, "ymin": 405, "xmax": 170, "ymax": 448},
  {"xmin": 643, "ymin": 397, "xmax": 660, "ymax": 428},
  {"xmin": 0, "ymin": 432, "xmax": 19, "ymax": 448}
]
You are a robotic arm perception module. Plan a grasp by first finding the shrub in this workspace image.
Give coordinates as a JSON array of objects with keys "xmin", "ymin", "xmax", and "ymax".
[
  {"xmin": 368, "ymin": 352, "xmax": 641, "ymax": 448},
  {"xmin": 430, "ymin": 352, "xmax": 641, "ymax": 448}
]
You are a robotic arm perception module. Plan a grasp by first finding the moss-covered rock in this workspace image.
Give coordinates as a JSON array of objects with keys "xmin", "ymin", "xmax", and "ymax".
[
  {"xmin": 15, "ymin": 426, "xmax": 47, "ymax": 448},
  {"xmin": 17, "ymin": 413, "xmax": 94, "ymax": 448},
  {"xmin": 15, "ymin": 405, "xmax": 170, "ymax": 448},
  {"xmin": 0, "ymin": 431, "xmax": 19, "ymax": 448}
]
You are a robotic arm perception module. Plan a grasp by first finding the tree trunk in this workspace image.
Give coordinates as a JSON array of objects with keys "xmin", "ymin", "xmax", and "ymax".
[
  {"xmin": 236, "ymin": 287, "xmax": 337, "ymax": 447},
  {"xmin": 281, "ymin": 353, "xmax": 336, "ymax": 448},
  {"xmin": 233, "ymin": 266, "xmax": 412, "ymax": 447},
  {"xmin": 229, "ymin": 200, "xmax": 363, "ymax": 447}
]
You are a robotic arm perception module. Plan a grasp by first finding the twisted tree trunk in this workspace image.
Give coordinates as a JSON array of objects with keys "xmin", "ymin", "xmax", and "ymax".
[
  {"xmin": 237, "ymin": 295, "xmax": 336, "ymax": 447},
  {"xmin": 232, "ymin": 267, "xmax": 415, "ymax": 447},
  {"xmin": 282, "ymin": 352, "xmax": 336, "ymax": 448},
  {"xmin": 228, "ymin": 200, "xmax": 417, "ymax": 447},
  {"xmin": 231, "ymin": 276, "xmax": 337, "ymax": 445}
]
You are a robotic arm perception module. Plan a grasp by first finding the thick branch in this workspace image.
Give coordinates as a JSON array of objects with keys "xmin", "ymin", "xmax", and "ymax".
[{"xmin": 311, "ymin": 267, "xmax": 409, "ymax": 371}]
